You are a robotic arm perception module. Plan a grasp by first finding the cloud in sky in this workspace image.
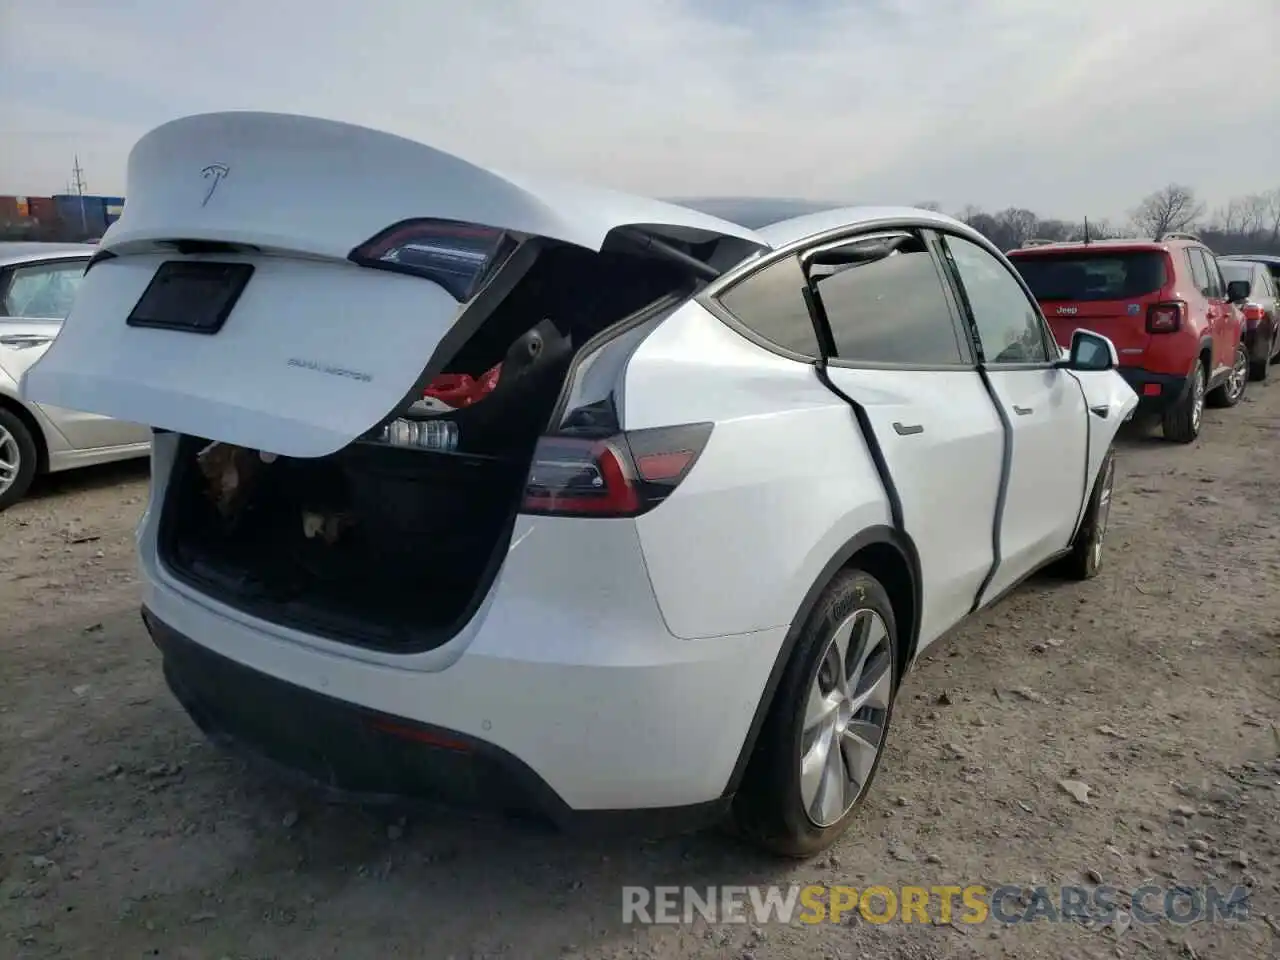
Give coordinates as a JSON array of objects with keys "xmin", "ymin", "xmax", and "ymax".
[{"xmin": 1, "ymin": 0, "xmax": 1277, "ymax": 219}]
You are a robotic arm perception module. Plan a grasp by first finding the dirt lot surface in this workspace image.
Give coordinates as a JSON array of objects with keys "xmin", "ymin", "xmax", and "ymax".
[{"xmin": 2, "ymin": 385, "xmax": 1279, "ymax": 960}]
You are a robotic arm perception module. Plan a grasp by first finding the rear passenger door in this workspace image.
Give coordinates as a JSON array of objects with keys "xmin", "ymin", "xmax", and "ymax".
[
  {"xmin": 937, "ymin": 233, "xmax": 1089, "ymax": 605},
  {"xmin": 1193, "ymin": 249, "xmax": 1230, "ymax": 376},
  {"xmin": 806, "ymin": 230, "xmax": 1004, "ymax": 648}
]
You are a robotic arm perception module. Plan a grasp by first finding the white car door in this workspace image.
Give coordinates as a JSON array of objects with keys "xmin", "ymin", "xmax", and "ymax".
[
  {"xmin": 806, "ymin": 230, "xmax": 1004, "ymax": 649},
  {"xmin": 1, "ymin": 257, "xmax": 151, "ymax": 450},
  {"xmin": 938, "ymin": 233, "xmax": 1089, "ymax": 605}
]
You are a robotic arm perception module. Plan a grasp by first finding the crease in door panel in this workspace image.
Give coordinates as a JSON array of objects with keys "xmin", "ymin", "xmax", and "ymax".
[
  {"xmin": 1064, "ymin": 370, "xmax": 1094, "ymax": 543},
  {"xmin": 968, "ymin": 364, "xmax": 1011, "ymax": 613}
]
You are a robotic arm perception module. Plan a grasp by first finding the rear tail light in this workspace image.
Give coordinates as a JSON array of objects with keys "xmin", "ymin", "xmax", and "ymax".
[
  {"xmin": 521, "ymin": 423, "xmax": 713, "ymax": 518},
  {"xmin": 1146, "ymin": 301, "xmax": 1185, "ymax": 334},
  {"xmin": 1242, "ymin": 304, "xmax": 1265, "ymax": 323},
  {"xmin": 349, "ymin": 219, "xmax": 517, "ymax": 302}
]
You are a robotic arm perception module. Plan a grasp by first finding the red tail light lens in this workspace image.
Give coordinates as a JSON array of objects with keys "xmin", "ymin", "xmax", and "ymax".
[
  {"xmin": 521, "ymin": 424, "xmax": 713, "ymax": 518},
  {"xmin": 349, "ymin": 219, "xmax": 517, "ymax": 301},
  {"xmin": 1242, "ymin": 304, "xmax": 1265, "ymax": 323},
  {"xmin": 1146, "ymin": 301, "xmax": 1185, "ymax": 334}
]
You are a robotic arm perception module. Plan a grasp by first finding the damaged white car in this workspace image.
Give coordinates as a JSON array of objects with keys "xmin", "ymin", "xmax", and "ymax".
[{"xmin": 22, "ymin": 112, "xmax": 1137, "ymax": 856}]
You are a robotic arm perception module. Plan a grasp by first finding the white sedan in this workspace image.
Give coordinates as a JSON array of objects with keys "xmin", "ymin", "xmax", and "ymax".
[
  {"xmin": 0, "ymin": 242, "xmax": 151, "ymax": 509},
  {"xmin": 23, "ymin": 112, "xmax": 1138, "ymax": 856}
]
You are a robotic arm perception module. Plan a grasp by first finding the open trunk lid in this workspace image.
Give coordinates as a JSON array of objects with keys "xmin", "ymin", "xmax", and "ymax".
[{"xmin": 21, "ymin": 112, "xmax": 768, "ymax": 458}]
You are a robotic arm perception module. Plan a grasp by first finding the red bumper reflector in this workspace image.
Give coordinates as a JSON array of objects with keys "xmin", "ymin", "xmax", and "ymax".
[
  {"xmin": 1143, "ymin": 384, "xmax": 1161, "ymax": 396},
  {"xmin": 367, "ymin": 719, "xmax": 472, "ymax": 753}
]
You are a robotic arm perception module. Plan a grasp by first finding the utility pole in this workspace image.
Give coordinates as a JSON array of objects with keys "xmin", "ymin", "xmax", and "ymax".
[{"xmin": 70, "ymin": 155, "xmax": 88, "ymax": 234}]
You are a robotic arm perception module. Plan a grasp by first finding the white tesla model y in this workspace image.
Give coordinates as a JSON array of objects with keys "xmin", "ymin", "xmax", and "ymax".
[{"xmin": 22, "ymin": 112, "xmax": 1137, "ymax": 856}]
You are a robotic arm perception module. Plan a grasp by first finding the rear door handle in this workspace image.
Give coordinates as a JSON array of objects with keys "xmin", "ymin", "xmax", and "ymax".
[
  {"xmin": 893, "ymin": 422, "xmax": 924, "ymax": 436},
  {"xmin": 1013, "ymin": 405, "xmax": 1034, "ymax": 416}
]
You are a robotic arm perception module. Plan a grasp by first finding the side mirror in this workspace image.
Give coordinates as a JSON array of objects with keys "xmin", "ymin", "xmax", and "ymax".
[
  {"xmin": 1062, "ymin": 329, "xmax": 1117, "ymax": 372},
  {"xmin": 1226, "ymin": 279, "xmax": 1251, "ymax": 303}
]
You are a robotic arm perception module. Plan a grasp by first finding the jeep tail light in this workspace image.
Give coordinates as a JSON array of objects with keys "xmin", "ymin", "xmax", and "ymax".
[
  {"xmin": 521, "ymin": 424, "xmax": 713, "ymax": 518},
  {"xmin": 1241, "ymin": 304, "xmax": 1265, "ymax": 323},
  {"xmin": 349, "ymin": 219, "xmax": 517, "ymax": 301},
  {"xmin": 1146, "ymin": 301, "xmax": 1185, "ymax": 334}
]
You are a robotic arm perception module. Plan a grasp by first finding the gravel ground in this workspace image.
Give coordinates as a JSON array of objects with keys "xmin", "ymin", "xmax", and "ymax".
[{"xmin": 2, "ymin": 382, "xmax": 1279, "ymax": 960}]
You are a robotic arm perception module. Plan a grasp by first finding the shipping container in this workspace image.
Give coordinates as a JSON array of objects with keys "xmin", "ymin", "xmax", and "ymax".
[
  {"xmin": 53, "ymin": 194, "xmax": 107, "ymax": 236},
  {"xmin": 102, "ymin": 195, "xmax": 125, "ymax": 226},
  {"xmin": 28, "ymin": 196, "xmax": 57, "ymax": 223},
  {"xmin": 0, "ymin": 196, "xmax": 19, "ymax": 221}
]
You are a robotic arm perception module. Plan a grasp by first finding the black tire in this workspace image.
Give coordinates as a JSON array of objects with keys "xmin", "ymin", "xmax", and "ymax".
[
  {"xmin": 0, "ymin": 406, "xmax": 38, "ymax": 512},
  {"xmin": 1250, "ymin": 351, "xmax": 1270, "ymax": 382},
  {"xmin": 1058, "ymin": 448, "xmax": 1115, "ymax": 581},
  {"xmin": 733, "ymin": 569, "xmax": 899, "ymax": 858},
  {"xmin": 1254, "ymin": 329, "xmax": 1279, "ymax": 381},
  {"xmin": 1207, "ymin": 343, "xmax": 1248, "ymax": 408},
  {"xmin": 1161, "ymin": 361, "xmax": 1203, "ymax": 444}
]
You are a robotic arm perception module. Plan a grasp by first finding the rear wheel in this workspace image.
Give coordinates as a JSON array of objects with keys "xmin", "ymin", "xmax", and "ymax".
[
  {"xmin": 1161, "ymin": 362, "xmax": 1204, "ymax": 443},
  {"xmin": 1207, "ymin": 344, "xmax": 1248, "ymax": 408},
  {"xmin": 0, "ymin": 408, "xmax": 38, "ymax": 512},
  {"xmin": 1252, "ymin": 328, "xmax": 1278, "ymax": 381},
  {"xmin": 1058, "ymin": 449, "xmax": 1115, "ymax": 580},
  {"xmin": 734, "ymin": 569, "xmax": 898, "ymax": 858}
]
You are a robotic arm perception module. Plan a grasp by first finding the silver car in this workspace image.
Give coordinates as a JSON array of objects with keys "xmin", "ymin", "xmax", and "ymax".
[{"xmin": 0, "ymin": 242, "xmax": 150, "ymax": 509}]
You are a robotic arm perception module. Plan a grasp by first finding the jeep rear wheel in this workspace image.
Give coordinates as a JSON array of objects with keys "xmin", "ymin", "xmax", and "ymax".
[{"xmin": 1161, "ymin": 363, "xmax": 1203, "ymax": 444}]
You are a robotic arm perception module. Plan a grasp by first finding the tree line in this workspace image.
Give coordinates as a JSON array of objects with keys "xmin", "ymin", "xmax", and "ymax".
[{"xmin": 916, "ymin": 184, "xmax": 1280, "ymax": 255}]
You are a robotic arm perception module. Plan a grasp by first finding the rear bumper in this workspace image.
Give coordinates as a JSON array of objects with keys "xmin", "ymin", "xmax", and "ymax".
[
  {"xmin": 1117, "ymin": 367, "xmax": 1187, "ymax": 414},
  {"xmin": 1244, "ymin": 319, "xmax": 1276, "ymax": 363},
  {"xmin": 145, "ymin": 608, "xmax": 730, "ymax": 835}
]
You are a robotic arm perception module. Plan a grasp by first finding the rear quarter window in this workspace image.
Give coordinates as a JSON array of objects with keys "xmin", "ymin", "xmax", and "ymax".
[
  {"xmin": 1010, "ymin": 252, "xmax": 1168, "ymax": 302},
  {"xmin": 715, "ymin": 254, "xmax": 821, "ymax": 357}
]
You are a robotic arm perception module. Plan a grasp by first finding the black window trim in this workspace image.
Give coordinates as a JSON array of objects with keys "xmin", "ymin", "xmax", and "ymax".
[
  {"xmin": 933, "ymin": 229, "xmax": 1060, "ymax": 371},
  {"xmin": 701, "ymin": 217, "xmax": 984, "ymax": 372},
  {"xmin": 700, "ymin": 251, "xmax": 823, "ymax": 364}
]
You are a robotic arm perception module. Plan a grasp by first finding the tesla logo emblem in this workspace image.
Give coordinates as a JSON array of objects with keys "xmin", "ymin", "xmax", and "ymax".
[
  {"xmin": 1057, "ymin": 306, "xmax": 1078, "ymax": 315},
  {"xmin": 200, "ymin": 163, "xmax": 230, "ymax": 206}
]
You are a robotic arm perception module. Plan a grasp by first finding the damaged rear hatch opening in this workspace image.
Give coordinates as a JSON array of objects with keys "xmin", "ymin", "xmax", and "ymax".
[{"xmin": 20, "ymin": 111, "xmax": 770, "ymax": 652}]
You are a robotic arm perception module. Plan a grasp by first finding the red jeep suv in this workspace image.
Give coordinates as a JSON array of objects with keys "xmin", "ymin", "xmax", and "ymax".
[{"xmin": 1008, "ymin": 237, "xmax": 1249, "ymax": 443}]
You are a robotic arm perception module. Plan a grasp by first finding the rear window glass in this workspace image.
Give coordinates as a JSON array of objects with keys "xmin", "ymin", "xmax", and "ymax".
[
  {"xmin": 1218, "ymin": 262, "xmax": 1253, "ymax": 285},
  {"xmin": 1010, "ymin": 252, "xmax": 1167, "ymax": 302}
]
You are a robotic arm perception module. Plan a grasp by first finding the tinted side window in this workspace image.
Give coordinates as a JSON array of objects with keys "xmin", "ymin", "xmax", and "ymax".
[
  {"xmin": 810, "ymin": 237, "xmax": 964, "ymax": 365},
  {"xmin": 1200, "ymin": 252, "xmax": 1225, "ymax": 299},
  {"xmin": 943, "ymin": 235, "xmax": 1052, "ymax": 364},
  {"xmin": 717, "ymin": 255, "xmax": 821, "ymax": 357},
  {"xmin": 1186, "ymin": 250, "xmax": 1208, "ymax": 294}
]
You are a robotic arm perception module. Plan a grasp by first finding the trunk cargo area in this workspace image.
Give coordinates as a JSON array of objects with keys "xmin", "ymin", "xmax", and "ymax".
[{"xmin": 159, "ymin": 436, "xmax": 528, "ymax": 651}]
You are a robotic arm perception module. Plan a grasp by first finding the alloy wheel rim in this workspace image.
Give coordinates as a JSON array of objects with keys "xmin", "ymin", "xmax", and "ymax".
[
  {"xmin": 0, "ymin": 425, "xmax": 20, "ymax": 496},
  {"xmin": 1191, "ymin": 370, "xmax": 1204, "ymax": 430},
  {"xmin": 1091, "ymin": 458, "xmax": 1114, "ymax": 569},
  {"xmin": 799, "ymin": 608, "xmax": 893, "ymax": 828},
  {"xmin": 1229, "ymin": 349, "xmax": 1248, "ymax": 399}
]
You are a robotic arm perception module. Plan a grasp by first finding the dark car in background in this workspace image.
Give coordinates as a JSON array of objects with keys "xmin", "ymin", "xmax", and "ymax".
[{"xmin": 1220, "ymin": 256, "xmax": 1280, "ymax": 380}]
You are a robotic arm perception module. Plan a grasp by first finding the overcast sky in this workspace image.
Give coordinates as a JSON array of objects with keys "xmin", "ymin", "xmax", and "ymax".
[{"xmin": 2, "ymin": 0, "xmax": 1277, "ymax": 221}]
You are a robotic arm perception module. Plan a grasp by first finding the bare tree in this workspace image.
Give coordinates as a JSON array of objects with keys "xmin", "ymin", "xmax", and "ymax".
[
  {"xmin": 1237, "ymin": 194, "xmax": 1269, "ymax": 236},
  {"xmin": 913, "ymin": 200, "xmax": 943, "ymax": 212},
  {"xmin": 1130, "ymin": 184, "xmax": 1204, "ymax": 240},
  {"xmin": 1259, "ymin": 186, "xmax": 1280, "ymax": 241},
  {"xmin": 994, "ymin": 207, "xmax": 1040, "ymax": 248}
]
